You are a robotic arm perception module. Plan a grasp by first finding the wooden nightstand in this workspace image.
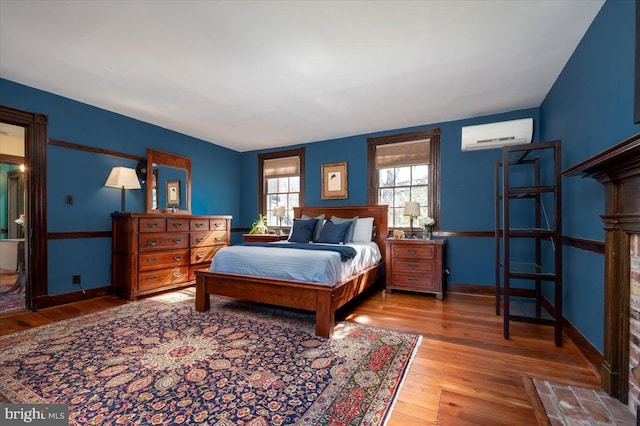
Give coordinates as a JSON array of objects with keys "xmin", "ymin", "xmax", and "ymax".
[
  {"xmin": 385, "ymin": 238, "xmax": 446, "ymax": 300},
  {"xmin": 243, "ymin": 234, "xmax": 289, "ymax": 243}
]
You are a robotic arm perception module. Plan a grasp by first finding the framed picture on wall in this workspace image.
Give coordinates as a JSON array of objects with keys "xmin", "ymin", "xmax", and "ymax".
[
  {"xmin": 166, "ymin": 180, "xmax": 181, "ymax": 207},
  {"xmin": 321, "ymin": 162, "xmax": 348, "ymax": 200}
]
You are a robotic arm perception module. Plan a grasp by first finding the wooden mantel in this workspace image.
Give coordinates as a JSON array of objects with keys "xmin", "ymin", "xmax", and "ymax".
[{"xmin": 564, "ymin": 132, "xmax": 640, "ymax": 403}]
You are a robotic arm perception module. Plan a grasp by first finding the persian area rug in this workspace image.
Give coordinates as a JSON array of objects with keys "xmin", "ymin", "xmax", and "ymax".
[{"xmin": 0, "ymin": 290, "xmax": 420, "ymax": 425}]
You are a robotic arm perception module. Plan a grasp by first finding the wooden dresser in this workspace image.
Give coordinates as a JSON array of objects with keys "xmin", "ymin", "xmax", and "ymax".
[
  {"xmin": 111, "ymin": 213, "xmax": 231, "ymax": 300},
  {"xmin": 385, "ymin": 238, "xmax": 446, "ymax": 300}
]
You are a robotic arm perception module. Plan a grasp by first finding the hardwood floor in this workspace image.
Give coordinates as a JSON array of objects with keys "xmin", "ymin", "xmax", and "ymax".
[{"xmin": 0, "ymin": 286, "xmax": 599, "ymax": 424}]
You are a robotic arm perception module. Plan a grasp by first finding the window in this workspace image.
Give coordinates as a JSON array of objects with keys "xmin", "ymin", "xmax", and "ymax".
[
  {"xmin": 258, "ymin": 148, "xmax": 305, "ymax": 228},
  {"xmin": 367, "ymin": 128, "xmax": 440, "ymax": 230}
]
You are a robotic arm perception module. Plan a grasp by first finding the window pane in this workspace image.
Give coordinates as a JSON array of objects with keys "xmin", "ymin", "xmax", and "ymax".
[
  {"xmin": 411, "ymin": 186, "xmax": 428, "ymax": 206},
  {"xmin": 379, "ymin": 188, "xmax": 394, "ymax": 207},
  {"xmin": 379, "ymin": 168, "xmax": 394, "ymax": 187},
  {"xmin": 267, "ymin": 178, "xmax": 278, "ymax": 194},
  {"xmin": 289, "ymin": 176, "xmax": 300, "ymax": 192},
  {"xmin": 289, "ymin": 193, "xmax": 299, "ymax": 208},
  {"xmin": 394, "ymin": 188, "xmax": 409, "ymax": 208},
  {"xmin": 278, "ymin": 177, "xmax": 289, "ymax": 193},
  {"xmin": 395, "ymin": 167, "xmax": 411, "ymax": 186},
  {"xmin": 412, "ymin": 165, "xmax": 428, "ymax": 185}
]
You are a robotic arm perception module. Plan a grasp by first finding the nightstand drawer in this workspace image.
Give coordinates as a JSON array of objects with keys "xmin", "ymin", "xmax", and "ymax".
[
  {"xmin": 139, "ymin": 249, "xmax": 189, "ymax": 271},
  {"xmin": 139, "ymin": 266, "xmax": 189, "ymax": 290},
  {"xmin": 392, "ymin": 273, "xmax": 435, "ymax": 292},
  {"xmin": 391, "ymin": 244, "xmax": 435, "ymax": 259},
  {"xmin": 191, "ymin": 246, "xmax": 224, "ymax": 264},
  {"xmin": 191, "ymin": 231, "xmax": 227, "ymax": 247},
  {"xmin": 139, "ymin": 218, "xmax": 166, "ymax": 233},
  {"xmin": 393, "ymin": 258, "xmax": 434, "ymax": 274},
  {"xmin": 139, "ymin": 233, "xmax": 189, "ymax": 251}
]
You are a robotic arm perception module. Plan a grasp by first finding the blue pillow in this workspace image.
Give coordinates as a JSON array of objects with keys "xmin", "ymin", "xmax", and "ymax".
[
  {"xmin": 330, "ymin": 216, "xmax": 358, "ymax": 242},
  {"xmin": 316, "ymin": 220, "xmax": 351, "ymax": 244},
  {"xmin": 302, "ymin": 213, "xmax": 325, "ymax": 241},
  {"xmin": 289, "ymin": 218, "xmax": 318, "ymax": 243}
]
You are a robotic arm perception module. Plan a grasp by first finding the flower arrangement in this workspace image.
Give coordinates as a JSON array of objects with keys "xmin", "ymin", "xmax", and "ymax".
[
  {"xmin": 14, "ymin": 214, "xmax": 25, "ymax": 228},
  {"xmin": 423, "ymin": 216, "xmax": 435, "ymax": 239}
]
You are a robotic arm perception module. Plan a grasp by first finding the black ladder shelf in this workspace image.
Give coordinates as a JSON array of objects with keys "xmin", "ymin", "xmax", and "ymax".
[{"xmin": 494, "ymin": 140, "xmax": 563, "ymax": 347}]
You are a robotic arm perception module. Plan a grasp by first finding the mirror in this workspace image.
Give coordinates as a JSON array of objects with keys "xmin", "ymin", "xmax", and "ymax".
[{"xmin": 146, "ymin": 149, "xmax": 191, "ymax": 214}]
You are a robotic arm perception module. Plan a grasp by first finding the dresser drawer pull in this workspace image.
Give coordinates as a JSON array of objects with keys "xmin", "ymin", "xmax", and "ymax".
[
  {"xmin": 173, "ymin": 272, "xmax": 183, "ymax": 278},
  {"xmin": 173, "ymin": 256, "xmax": 183, "ymax": 261},
  {"xmin": 148, "ymin": 223, "xmax": 159, "ymax": 228},
  {"xmin": 407, "ymin": 264, "xmax": 418, "ymax": 269},
  {"xmin": 214, "ymin": 236, "xmax": 222, "ymax": 241},
  {"xmin": 407, "ymin": 278, "xmax": 418, "ymax": 282},
  {"xmin": 173, "ymin": 223, "xmax": 184, "ymax": 228},
  {"xmin": 147, "ymin": 257, "xmax": 158, "ymax": 262},
  {"xmin": 148, "ymin": 240, "xmax": 159, "ymax": 246},
  {"xmin": 196, "ymin": 237, "xmax": 204, "ymax": 242},
  {"xmin": 195, "ymin": 223, "xmax": 205, "ymax": 228},
  {"xmin": 213, "ymin": 223, "xmax": 222, "ymax": 228},
  {"xmin": 407, "ymin": 249, "xmax": 418, "ymax": 254},
  {"xmin": 197, "ymin": 253, "xmax": 205, "ymax": 258},
  {"xmin": 173, "ymin": 238, "xmax": 184, "ymax": 243},
  {"xmin": 146, "ymin": 275, "xmax": 158, "ymax": 280}
]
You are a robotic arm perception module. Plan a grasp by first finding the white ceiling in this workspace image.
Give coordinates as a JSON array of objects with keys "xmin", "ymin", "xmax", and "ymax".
[{"xmin": 0, "ymin": 1, "xmax": 604, "ymax": 152}]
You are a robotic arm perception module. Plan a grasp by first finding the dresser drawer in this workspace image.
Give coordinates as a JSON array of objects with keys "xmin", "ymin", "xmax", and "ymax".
[
  {"xmin": 139, "ymin": 218, "xmax": 166, "ymax": 233},
  {"xmin": 138, "ymin": 266, "xmax": 189, "ymax": 291},
  {"xmin": 139, "ymin": 249, "xmax": 189, "ymax": 271},
  {"xmin": 210, "ymin": 219, "xmax": 227, "ymax": 231},
  {"xmin": 191, "ymin": 231, "xmax": 228, "ymax": 247},
  {"xmin": 391, "ymin": 244, "xmax": 435, "ymax": 259},
  {"xmin": 139, "ymin": 232, "xmax": 189, "ymax": 251},
  {"xmin": 167, "ymin": 218, "xmax": 189, "ymax": 232},
  {"xmin": 191, "ymin": 246, "xmax": 224, "ymax": 264},
  {"xmin": 391, "ymin": 273, "xmax": 435, "ymax": 292},
  {"xmin": 190, "ymin": 219, "xmax": 210, "ymax": 231},
  {"xmin": 393, "ymin": 258, "xmax": 434, "ymax": 274}
]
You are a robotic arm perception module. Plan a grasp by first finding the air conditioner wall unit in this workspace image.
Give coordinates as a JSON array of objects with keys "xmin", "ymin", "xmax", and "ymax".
[{"xmin": 461, "ymin": 118, "xmax": 533, "ymax": 152}]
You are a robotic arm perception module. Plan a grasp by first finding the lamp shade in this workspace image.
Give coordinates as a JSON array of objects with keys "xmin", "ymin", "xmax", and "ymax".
[
  {"xmin": 403, "ymin": 201, "xmax": 420, "ymax": 217},
  {"xmin": 105, "ymin": 167, "xmax": 141, "ymax": 189},
  {"xmin": 274, "ymin": 206, "xmax": 286, "ymax": 217}
]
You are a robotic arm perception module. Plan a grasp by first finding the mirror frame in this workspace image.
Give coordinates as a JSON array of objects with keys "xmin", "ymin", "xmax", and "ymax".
[{"xmin": 146, "ymin": 149, "xmax": 192, "ymax": 214}]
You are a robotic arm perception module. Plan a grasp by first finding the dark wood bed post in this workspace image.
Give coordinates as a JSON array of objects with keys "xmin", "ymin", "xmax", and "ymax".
[{"xmin": 315, "ymin": 290, "xmax": 335, "ymax": 338}]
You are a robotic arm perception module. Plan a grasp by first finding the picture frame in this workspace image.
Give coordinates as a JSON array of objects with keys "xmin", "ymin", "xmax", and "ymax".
[
  {"xmin": 321, "ymin": 162, "xmax": 348, "ymax": 200},
  {"xmin": 166, "ymin": 180, "xmax": 180, "ymax": 207}
]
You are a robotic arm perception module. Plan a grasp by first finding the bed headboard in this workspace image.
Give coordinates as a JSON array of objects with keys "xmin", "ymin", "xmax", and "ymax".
[{"xmin": 294, "ymin": 205, "xmax": 389, "ymax": 260}]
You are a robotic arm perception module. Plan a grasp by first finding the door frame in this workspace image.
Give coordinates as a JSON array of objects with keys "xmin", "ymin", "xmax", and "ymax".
[{"xmin": 0, "ymin": 105, "xmax": 48, "ymax": 310}]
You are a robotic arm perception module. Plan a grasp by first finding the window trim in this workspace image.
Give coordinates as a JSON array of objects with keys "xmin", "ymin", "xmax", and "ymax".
[
  {"xmin": 367, "ymin": 128, "xmax": 441, "ymax": 229},
  {"xmin": 258, "ymin": 147, "xmax": 305, "ymax": 216}
]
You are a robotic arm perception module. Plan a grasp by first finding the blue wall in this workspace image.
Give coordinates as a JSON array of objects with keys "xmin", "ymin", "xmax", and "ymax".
[
  {"xmin": 540, "ymin": 0, "xmax": 640, "ymax": 352},
  {"xmin": 240, "ymin": 107, "xmax": 540, "ymax": 287},
  {"xmin": 0, "ymin": 79, "xmax": 241, "ymax": 295}
]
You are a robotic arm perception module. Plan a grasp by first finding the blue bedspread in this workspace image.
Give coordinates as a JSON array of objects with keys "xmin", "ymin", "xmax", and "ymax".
[{"xmin": 240, "ymin": 242, "xmax": 356, "ymax": 261}]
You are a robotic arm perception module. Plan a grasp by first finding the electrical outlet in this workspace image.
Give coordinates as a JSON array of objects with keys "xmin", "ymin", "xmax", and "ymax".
[{"xmin": 72, "ymin": 274, "xmax": 81, "ymax": 285}]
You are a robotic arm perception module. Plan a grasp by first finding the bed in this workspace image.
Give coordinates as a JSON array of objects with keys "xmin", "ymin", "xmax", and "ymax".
[{"xmin": 195, "ymin": 205, "xmax": 388, "ymax": 338}]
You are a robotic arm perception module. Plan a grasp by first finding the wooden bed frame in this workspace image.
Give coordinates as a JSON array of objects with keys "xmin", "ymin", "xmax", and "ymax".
[{"xmin": 195, "ymin": 205, "xmax": 388, "ymax": 338}]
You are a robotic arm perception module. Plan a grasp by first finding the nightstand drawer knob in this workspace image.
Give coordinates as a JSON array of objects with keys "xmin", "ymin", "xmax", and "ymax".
[
  {"xmin": 173, "ymin": 239, "xmax": 184, "ymax": 243},
  {"xmin": 197, "ymin": 253, "xmax": 205, "ymax": 258},
  {"xmin": 215, "ymin": 237, "xmax": 222, "ymax": 241},
  {"xmin": 148, "ymin": 240, "xmax": 158, "ymax": 246},
  {"xmin": 173, "ymin": 256, "xmax": 183, "ymax": 261},
  {"xmin": 148, "ymin": 223, "xmax": 159, "ymax": 228},
  {"xmin": 196, "ymin": 237, "xmax": 204, "ymax": 242},
  {"xmin": 195, "ymin": 223, "xmax": 204, "ymax": 227},
  {"xmin": 173, "ymin": 223, "xmax": 184, "ymax": 227},
  {"xmin": 173, "ymin": 272, "xmax": 182, "ymax": 278}
]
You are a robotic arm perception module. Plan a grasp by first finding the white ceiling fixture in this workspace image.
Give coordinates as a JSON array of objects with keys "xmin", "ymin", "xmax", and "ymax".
[{"xmin": 0, "ymin": 1, "xmax": 604, "ymax": 152}]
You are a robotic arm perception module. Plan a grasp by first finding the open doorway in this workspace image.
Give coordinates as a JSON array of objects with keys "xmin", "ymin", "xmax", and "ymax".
[{"xmin": 0, "ymin": 122, "xmax": 26, "ymax": 314}]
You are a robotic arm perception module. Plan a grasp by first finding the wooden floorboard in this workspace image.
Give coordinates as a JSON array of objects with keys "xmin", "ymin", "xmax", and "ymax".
[{"xmin": 0, "ymin": 287, "xmax": 600, "ymax": 424}]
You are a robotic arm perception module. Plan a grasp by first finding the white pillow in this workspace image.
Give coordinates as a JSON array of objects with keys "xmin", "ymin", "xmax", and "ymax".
[{"xmin": 352, "ymin": 217, "xmax": 374, "ymax": 242}]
